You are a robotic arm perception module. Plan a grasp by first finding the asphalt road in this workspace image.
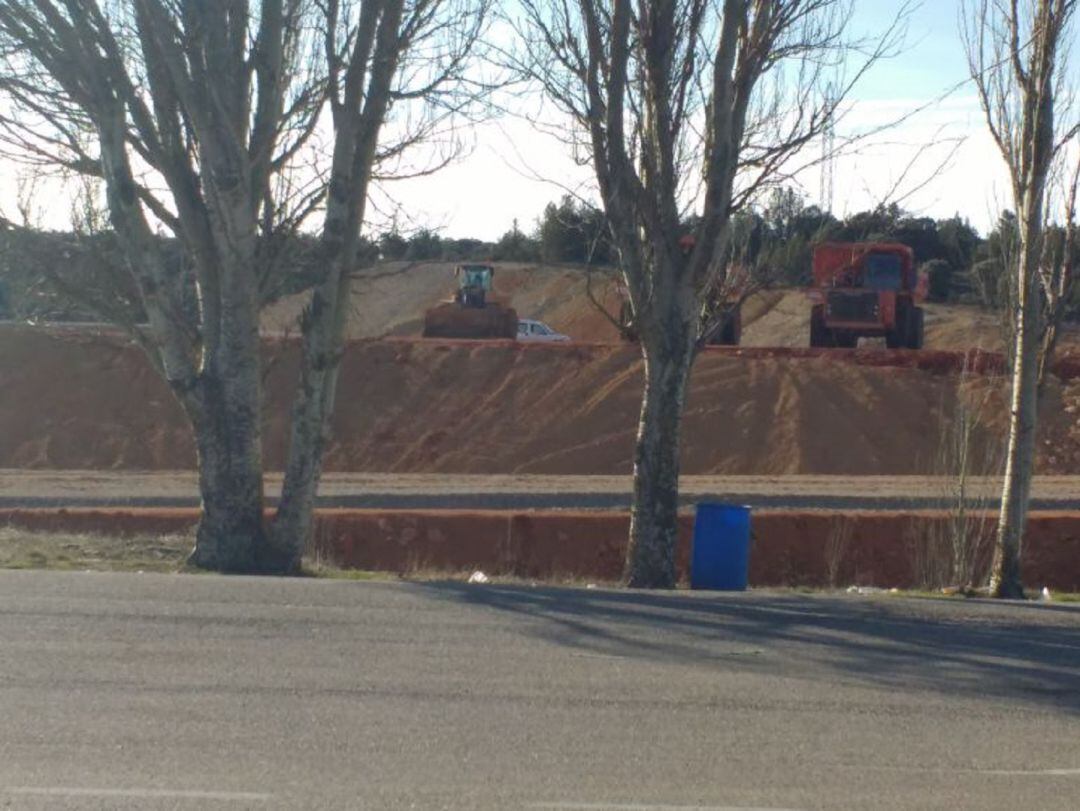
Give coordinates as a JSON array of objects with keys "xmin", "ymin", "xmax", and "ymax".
[
  {"xmin": 0, "ymin": 571, "xmax": 1078, "ymax": 810},
  {"xmin": 3, "ymin": 471, "xmax": 1080, "ymax": 512}
]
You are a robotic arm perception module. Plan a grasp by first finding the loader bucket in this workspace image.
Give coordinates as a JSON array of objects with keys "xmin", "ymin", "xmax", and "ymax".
[{"xmin": 421, "ymin": 301, "xmax": 519, "ymax": 339}]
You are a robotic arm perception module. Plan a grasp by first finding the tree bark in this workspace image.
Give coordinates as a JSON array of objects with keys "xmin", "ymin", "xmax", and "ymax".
[
  {"xmin": 269, "ymin": 266, "xmax": 351, "ymax": 570},
  {"xmin": 186, "ymin": 373, "xmax": 268, "ymax": 573},
  {"xmin": 990, "ymin": 247, "xmax": 1041, "ymax": 599},
  {"xmin": 270, "ymin": 0, "xmax": 407, "ymax": 570},
  {"xmin": 625, "ymin": 307, "xmax": 697, "ymax": 589}
]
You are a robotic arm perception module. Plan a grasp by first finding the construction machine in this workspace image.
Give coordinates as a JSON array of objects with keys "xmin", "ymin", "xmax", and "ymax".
[
  {"xmin": 808, "ymin": 242, "xmax": 925, "ymax": 349},
  {"xmin": 421, "ymin": 264, "xmax": 518, "ymax": 339}
]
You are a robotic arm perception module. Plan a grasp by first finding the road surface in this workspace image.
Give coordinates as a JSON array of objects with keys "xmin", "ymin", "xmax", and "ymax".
[
  {"xmin": 2, "ymin": 471, "xmax": 1079, "ymax": 512},
  {"xmin": 0, "ymin": 570, "xmax": 1077, "ymax": 810}
]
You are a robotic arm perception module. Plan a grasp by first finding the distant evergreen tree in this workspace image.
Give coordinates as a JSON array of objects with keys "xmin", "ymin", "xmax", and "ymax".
[
  {"xmin": 404, "ymin": 229, "xmax": 442, "ymax": 261},
  {"xmin": 492, "ymin": 219, "xmax": 540, "ymax": 262},
  {"xmin": 378, "ymin": 231, "xmax": 408, "ymax": 260},
  {"xmin": 538, "ymin": 196, "xmax": 612, "ymax": 264}
]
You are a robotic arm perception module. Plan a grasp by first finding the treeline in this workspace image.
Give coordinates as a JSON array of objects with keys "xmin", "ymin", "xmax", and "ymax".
[
  {"xmin": 3, "ymin": 190, "xmax": 1077, "ymax": 320},
  {"xmin": 374, "ymin": 196, "xmax": 613, "ymax": 266},
  {"xmin": 374, "ymin": 189, "xmax": 1077, "ymax": 311}
]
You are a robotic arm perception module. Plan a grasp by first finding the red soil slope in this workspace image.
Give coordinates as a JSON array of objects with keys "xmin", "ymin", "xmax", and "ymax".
[{"xmin": 3, "ymin": 325, "xmax": 1079, "ymax": 474}]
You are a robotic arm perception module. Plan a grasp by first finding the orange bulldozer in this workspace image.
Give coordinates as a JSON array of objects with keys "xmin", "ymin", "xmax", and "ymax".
[{"xmin": 421, "ymin": 264, "xmax": 519, "ymax": 339}]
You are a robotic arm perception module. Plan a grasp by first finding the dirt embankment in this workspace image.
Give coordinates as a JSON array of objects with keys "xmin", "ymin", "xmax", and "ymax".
[
  {"xmin": 260, "ymin": 262, "xmax": 629, "ymax": 343},
  {"xmin": 3, "ymin": 325, "xmax": 1080, "ymax": 475}
]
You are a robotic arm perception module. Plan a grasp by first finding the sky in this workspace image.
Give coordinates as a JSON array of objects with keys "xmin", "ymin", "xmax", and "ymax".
[
  {"xmin": 379, "ymin": 0, "xmax": 1015, "ymax": 240},
  {"xmin": 0, "ymin": 1, "xmax": 1036, "ymax": 241}
]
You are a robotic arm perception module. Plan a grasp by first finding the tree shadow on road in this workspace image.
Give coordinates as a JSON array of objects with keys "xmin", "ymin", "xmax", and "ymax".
[{"xmin": 414, "ymin": 582, "xmax": 1080, "ymax": 714}]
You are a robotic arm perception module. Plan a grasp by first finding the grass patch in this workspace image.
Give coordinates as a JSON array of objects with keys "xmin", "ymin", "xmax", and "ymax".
[
  {"xmin": 300, "ymin": 560, "xmax": 393, "ymax": 581},
  {"xmin": 0, "ymin": 526, "xmax": 192, "ymax": 572},
  {"xmin": 1048, "ymin": 592, "xmax": 1080, "ymax": 603}
]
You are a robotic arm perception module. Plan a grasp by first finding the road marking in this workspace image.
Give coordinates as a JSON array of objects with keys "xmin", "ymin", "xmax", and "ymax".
[
  {"xmin": 531, "ymin": 804, "xmax": 803, "ymax": 811},
  {"xmin": 982, "ymin": 768, "xmax": 1080, "ymax": 777},
  {"xmin": 5, "ymin": 786, "xmax": 271, "ymax": 801}
]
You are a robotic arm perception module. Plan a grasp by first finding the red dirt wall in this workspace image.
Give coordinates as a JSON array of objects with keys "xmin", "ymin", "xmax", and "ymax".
[
  {"xmin": 5, "ymin": 325, "xmax": 1080, "ymax": 475},
  {"xmin": 4, "ymin": 507, "xmax": 1079, "ymax": 591}
]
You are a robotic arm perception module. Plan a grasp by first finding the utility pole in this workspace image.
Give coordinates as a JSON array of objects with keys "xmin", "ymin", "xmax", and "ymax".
[{"xmin": 819, "ymin": 86, "xmax": 836, "ymax": 213}]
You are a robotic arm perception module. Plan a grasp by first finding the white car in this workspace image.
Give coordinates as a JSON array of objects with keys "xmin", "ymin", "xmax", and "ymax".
[{"xmin": 517, "ymin": 319, "xmax": 570, "ymax": 342}]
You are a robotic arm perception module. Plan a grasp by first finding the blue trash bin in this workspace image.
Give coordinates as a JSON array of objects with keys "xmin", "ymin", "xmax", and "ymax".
[{"xmin": 691, "ymin": 503, "xmax": 752, "ymax": 590}]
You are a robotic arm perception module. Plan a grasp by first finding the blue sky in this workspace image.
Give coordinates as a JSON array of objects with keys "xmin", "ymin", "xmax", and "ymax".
[{"xmin": 851, "ymin": 1, "xmax": 973, "ymax": 101}]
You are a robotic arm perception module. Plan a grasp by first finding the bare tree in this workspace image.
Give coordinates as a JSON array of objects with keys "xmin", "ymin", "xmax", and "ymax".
[
  {"xmin": 1038, "ymin": 157, "xmax": 1080, "ymax": 382},
  {"xmin": 270, "ymin": 0, "xmax": 491, "ymax": 567},
  {"xmin": 964, "ymin": 0, "xmax": 1080, "ymax": 598},
  {"xmin": 513, "ymin": 0, "xmax": 903, "ymax": 587},
  {"xmin": 0, "ymin": 0, "xmax": 488, "ymax": 572}
]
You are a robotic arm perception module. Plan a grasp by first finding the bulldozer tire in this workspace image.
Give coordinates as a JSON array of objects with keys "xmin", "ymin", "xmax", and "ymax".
[
  {"xmin": 711, "ymin": 305, "xmax": 742, "ymax": 346},
  {"xmin": 886, "ymin": 301, "xmax": 908, "ymax": 349},
  {"xmin": 908, "ymin": 307, "xmax": 925, "ymax": 350},
  {"xmin": 809, "ymin": 305, "xmax": 829, "ymax": 348},
  {"xmin": 836, "ymin": 333, "xmax": 858, "ymax": 348}
]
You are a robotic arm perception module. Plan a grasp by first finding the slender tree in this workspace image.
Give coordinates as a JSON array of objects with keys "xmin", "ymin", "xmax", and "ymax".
[
  {"xmin": 271, "ymin": 0, "xmax": 491, "ymax": 567},
  {"xmin": 514, "ymin": 0, "xmax": 902, "ymax": 587},
  {"xmin": 964, "ymin": 0, "xmax": 1079, "ymax": 598}
]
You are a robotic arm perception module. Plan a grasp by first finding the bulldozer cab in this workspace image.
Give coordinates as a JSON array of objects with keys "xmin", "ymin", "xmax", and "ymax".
[
  {"xmin": 458, "ymin": 264, "xmax": 494, "ymax": 291},
  {"xmin": 455, "ymin": 264, "xmax": 494, "ymax": 308}
]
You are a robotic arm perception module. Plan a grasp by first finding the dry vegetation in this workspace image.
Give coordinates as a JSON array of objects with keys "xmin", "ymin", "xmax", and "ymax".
[{"xmin": 0, "ymin": 526, "xmax": 191, "ymax": 572}]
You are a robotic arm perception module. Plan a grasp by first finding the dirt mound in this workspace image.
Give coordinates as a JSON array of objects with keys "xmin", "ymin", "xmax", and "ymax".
[
  {"xmin": 261, "ymin": 262, "xmax": 626, "ymax": 343},
  {"xmin": 4, "ymin": 325, "xmax": 1080, "ymax": 475},
  {"xmin": 261, "ymin": 262, "xmax": 1080, "ymax": 352}
]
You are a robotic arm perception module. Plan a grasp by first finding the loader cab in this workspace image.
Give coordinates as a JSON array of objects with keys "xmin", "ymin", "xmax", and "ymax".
[{"xmin": 456, "ymin": 264, "xmax": 494, "ymax": 308}]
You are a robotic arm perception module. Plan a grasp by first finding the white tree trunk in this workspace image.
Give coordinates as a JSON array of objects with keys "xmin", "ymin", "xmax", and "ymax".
[{"xmin": 991, "ymin": 247, "xmax": 1041, "ymax": 598}]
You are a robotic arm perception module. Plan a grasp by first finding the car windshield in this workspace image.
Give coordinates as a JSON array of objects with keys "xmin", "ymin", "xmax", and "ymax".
[{"xmin": 864, "ymin": 253, "xmax": 902, "ymax": 290}]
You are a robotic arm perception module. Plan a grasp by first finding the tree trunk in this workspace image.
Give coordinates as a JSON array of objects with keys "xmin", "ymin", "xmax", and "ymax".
[
  {"xmin": 270, "ymin": 268, "xmax": 351, "ymax": 570},
  {"xmin": 624, "ymin": 319, "xmax": 696, "ymax": 589},
  {"xmin": 990, "ymin": 252, "xmax": 1040, "ymax": 599},
  {"xmin": 186, "ymin": 373, "xmax": 269, "ymax": 573},
  {"xmin": 267, "ymin": 0, "xmax": 406, "ymax": 569}
]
